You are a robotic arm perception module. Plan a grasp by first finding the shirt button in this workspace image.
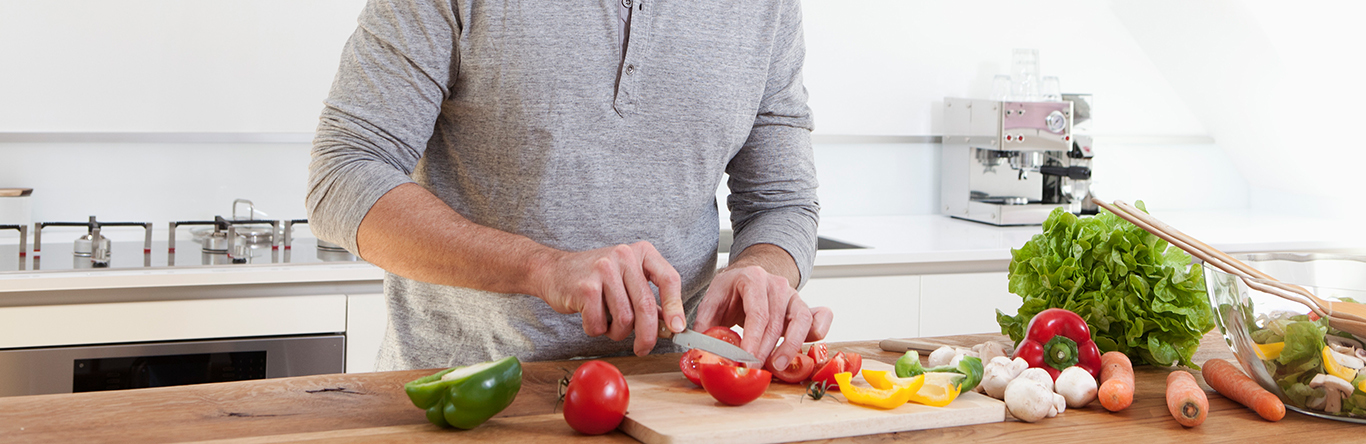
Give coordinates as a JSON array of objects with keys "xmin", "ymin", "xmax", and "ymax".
[
  {"xmin": 622, "ymin": 0, "xmax": 632, "ymax": 7},
  {"xmin": 625, "ymin": 65, "xmax": 636, "ymax": 75}
]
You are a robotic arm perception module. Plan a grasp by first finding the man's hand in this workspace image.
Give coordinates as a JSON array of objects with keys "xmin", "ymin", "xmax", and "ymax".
[
  {"xmin": 693, "ymin": 244, "xmax": 834, "ymax": 370},
  {"xmin": 535, "ymin": 241, "xmax": 686, "ymax": 356}
]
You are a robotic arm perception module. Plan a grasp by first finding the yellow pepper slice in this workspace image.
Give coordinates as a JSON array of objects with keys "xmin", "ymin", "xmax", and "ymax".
[
  {"xmin": 1254, "ymin": 342, "xmax": 1284, "ymax": 360},
  {"xmin": 1323, "ymin": 346, "xmax": 1359, "ymax": 382},
  {"xmin": 861, "ymin": 369, "xmax": 925, "ymax": 392},
  {"xmin": 907, "ymin": 373, "xmax": 963, "ymax": 407},
  {"xmin": 834, "ymin": 372, "xmax": 919, "ymax": 409}
]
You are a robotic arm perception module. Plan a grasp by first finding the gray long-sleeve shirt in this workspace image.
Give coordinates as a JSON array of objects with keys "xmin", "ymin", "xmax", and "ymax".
[{"xmin": 308, "ymin": 0, "xmax": 818, "ymax": 370}]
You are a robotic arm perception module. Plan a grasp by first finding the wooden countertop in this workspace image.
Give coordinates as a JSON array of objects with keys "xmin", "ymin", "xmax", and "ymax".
[{"xmin": 3, "ymin": 332, "xmax": 1363, "ymax": 443}]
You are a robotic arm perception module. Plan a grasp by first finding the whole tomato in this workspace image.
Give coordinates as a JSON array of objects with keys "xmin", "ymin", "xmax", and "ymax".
[{"xmin": 563, "ymin": 360, "xmax": 629, "ymax": 435}]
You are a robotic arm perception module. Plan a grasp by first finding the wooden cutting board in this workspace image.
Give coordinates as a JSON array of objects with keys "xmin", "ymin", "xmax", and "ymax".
[{"xmin": 619, "ymin": 360, "xmax": 1004, "ymax": 444}]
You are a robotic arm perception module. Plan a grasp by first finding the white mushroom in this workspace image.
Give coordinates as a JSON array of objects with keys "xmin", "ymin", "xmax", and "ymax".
[
  {"xmin": 982, "ymin": 357, "xmax": 1029, "ymax": 400},
  {"xmin": 1054, "ymin": 366, "xmax": 1099, "ymax": 408},
  {"xmin": 1310, "ymin": 373, "xmax": 1354, "ymax": 394},
  {"xmin": 1047, "ymin": 393, "xmax": 1067, "ymax": 418},
  {"xmin": 1310, "ymin": 373, "xmax": 1352, "ymax": 413},
  {"xmin": 1017, "ymin": 367, "xmax": 1054, "ymax": 392},
  {"xmin": 1330, "ymin": 349, "xmax": 1365, "ymax": 370},
  {"xmin": 976, "ymin": 341, "xmax": 1008, "ymax": 364},
  {"xmin": 1004, "ymin": 378, "xmax": 1055, "ymax": 423},
  {"xmin": 928, "ymin": 346, "xmax": 958, "ymax": 367}
]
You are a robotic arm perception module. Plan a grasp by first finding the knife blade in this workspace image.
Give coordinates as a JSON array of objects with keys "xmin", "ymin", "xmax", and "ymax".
[{"xmin": 663, "ymin": 327, "xmax": 761, "ymax": 366}]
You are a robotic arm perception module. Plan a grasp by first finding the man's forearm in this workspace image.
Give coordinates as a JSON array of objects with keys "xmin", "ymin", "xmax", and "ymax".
[
  {"xmin": 726, "ymin": 243, "xmax": 801, "ymax": 289},
  {"xmin": 355, "ymin": 183, "xmax": 559, "ymax": 296}
]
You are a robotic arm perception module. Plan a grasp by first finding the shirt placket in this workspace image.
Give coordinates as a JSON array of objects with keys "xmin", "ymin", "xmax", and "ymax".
[{"xmin": 613, "ymin": 0, "xmax": 652, "ymax": 117}]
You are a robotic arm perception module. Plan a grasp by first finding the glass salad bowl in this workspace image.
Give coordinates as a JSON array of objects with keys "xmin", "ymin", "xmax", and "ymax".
[{"xmin": 1206, "ymin": 252, "xmax": 1366, "ymax": 423}]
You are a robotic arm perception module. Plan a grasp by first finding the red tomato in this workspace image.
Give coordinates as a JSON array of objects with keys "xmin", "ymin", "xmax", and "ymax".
[
  {"xmin": 766, "ymin": 353, "xmax": 815, "ymax": 384},
  {"xmin": 1309, "ymin": 311, "xmax": 1322, "ymax": 321},
  {"xmin": 807, "ymin": 343, "xmax": 830, "ymax": 367},
  {"xmin": 679, "ymin": 349, "xmax": 734, "ymax": 387},
  {"xmin": 702, "ymin": 326, "xmax": 742, "ymax": 346},
  {"xmin": 563, "ymin": 360, "xmax": 630, "ymax": 435},
  {"xmin": 699, "ymin": 363, "xmax": 771, "ymax": 406},
  {"xmin": 844, "ymin": 352, "xmax": 863, "ymax": 376},
  {"xmin": 809, "ymin": 351, "xmax": 850, "ymax": 389}
]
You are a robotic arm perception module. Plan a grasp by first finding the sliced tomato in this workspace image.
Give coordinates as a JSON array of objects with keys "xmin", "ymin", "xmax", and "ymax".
[
  {"xmin": 699, "ymin": 363, "xmax": 771, "ymax": 406},
  {"xmin": 844, "ymin": 352, "xmax": 863, "ymax": 377},
  {"xmin": 766, "ymin": 353, "xmax": 815, "ymax": 384},
  {"xmin": 702, "ymin": 326, "xmax": 742, "ymax": 346},
  {"xmin": 679, "ymin": 349, "xmax": 734, "ymax": 387},
  {"xmin": 807, "ymin": 343, "xmax": 830, "ymax": 367},
  {"xmin": 810, "ymin": 351, "xmax": 850, "ymax": 389}
]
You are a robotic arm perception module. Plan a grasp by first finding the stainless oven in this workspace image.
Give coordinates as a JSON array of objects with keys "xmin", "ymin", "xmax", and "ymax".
[{"xmin": 0, "ymin": 334, "xmax": 344, "ymax": 397}]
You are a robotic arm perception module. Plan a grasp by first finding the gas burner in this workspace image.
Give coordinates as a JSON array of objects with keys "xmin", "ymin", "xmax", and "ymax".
[
  {"xmin": 33, "ymin": 216, "xmax": 153, "ymax": 269},
  {"xmin": 169, "ymin": 216, "xmax": 281, "ymax": 266}
]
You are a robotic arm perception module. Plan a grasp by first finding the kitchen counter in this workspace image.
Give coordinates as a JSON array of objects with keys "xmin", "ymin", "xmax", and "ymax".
[
  {"xmin": 3, "ymin": 332, "xmax": 1361, "ymax": 443},
  {"xmin": 3, "ymin": 210, "xmax": 1362, "ymax": 297}
]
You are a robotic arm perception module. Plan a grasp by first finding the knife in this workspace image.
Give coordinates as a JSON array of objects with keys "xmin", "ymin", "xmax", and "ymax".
[{"xmin": 660, "ymin": 325, "xmax": 762, "ymax": 366}]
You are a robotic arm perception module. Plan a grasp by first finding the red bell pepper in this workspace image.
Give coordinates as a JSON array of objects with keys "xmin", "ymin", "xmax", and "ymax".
[{"xmin": 1013, "ymin": 308, "xmax": 1102, "ymax": 380}]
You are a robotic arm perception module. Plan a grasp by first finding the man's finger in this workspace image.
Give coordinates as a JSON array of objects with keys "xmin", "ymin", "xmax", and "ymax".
[
  {"xmin": 805, "ymin": 305, "xmax": 834, "ymax": 342},
  {"xmin": 598, "ymin": 258, "xmax": 634, "ymax": 342},
  {"xmin": 623, "ymin": 251, "xmax": 658, "ymax": 356},
  {"xmin": 736, "ymin": 268, "xmax": 770, "ymax": 358},
  {"xmin": 637, "ymin": 242, "xmax": 684, "ymax": 334},
  {"xmin": 692, "ymin": 274, "xmax": 727, "ymax": 332},
  {"xmin": 578, "ymin": 282, "xmax": 607, "ymax": 337},
  {"xmin": 772, "ymin": 294, "xmax": 814, "ymax": 370}
]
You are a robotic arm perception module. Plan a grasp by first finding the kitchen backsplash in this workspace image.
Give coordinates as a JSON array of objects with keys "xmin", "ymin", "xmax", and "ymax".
[{"xmin": 1, "ymin": 138, "xmax": 1247, "ymax": 243}]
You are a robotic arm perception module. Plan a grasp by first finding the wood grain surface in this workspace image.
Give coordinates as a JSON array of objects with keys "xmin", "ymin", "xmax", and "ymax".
[
  {"xmin": 619, "ymin": 360, "xmax": 1003, "ymax": 444},
  {"xmin": 2, "ymin": 333, "xmax": 1364, "ymax": 443}
]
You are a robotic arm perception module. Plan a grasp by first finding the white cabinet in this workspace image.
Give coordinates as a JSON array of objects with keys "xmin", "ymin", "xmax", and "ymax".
[
  {"xmin": 0, "ymin": 295, "xmax": 347, "ymax": 349},
  {"xmin": 918, "ymin": 272, "xmax": 1020, "ymax": 337},
  {"xmin": 798, "ymin": 275, "xmax": 920, "ymax": 343},
  {"xmin": 345, "ymin": 293, "xmax": 387, "ymax": 373},
  {"xmin": 800, "ymin": 271, "xmax": 1021, "ymax": 342}
]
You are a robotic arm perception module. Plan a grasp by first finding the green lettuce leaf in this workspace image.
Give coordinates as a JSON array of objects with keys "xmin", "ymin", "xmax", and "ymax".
[
  {"xmin": 1278, "ymin": 320, "xmax": 1327, "ymax": 365},
  {"xmin": 997, "ymin": 203, "xmax": 1216, "ymax": 368}
]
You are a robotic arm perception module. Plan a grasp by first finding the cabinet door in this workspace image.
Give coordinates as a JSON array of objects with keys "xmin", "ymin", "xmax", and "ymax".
[
  {"xmin": 918, "ymin": 272, "xmax": 1020, "ymax": 337},
  {"xmin": 798, "ymin": 276, "xmax": 920, "ymax": 343},
  {"xmin": 345, "ymin": 293, "xmax": 386, "ymax": 373}
]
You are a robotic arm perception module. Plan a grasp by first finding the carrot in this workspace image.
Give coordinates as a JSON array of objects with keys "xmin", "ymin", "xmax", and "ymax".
[
  {"xmin": 1202, "ymin": 358, "xmax": 1285, "ymax": 422},
  {"xmin": 1166, "ymin": 371, "xmax": 1208, "ymax": 427},
  {"xmin": 1098, "ymin": 351, "xmax": 1134, "ymax": 412}
]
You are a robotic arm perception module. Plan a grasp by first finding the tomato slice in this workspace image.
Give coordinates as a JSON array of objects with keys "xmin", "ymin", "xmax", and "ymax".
[
  {"xmin": 702, "ymin": 326, "xmax": 742, "ymax": 346},
  {"xmin": 679, "ymin": 349, "xmax": 734, "ymax": 387},
  {"xmin": 766, "ymin": 353, "xmax": 815, "ymax": 384},
  {"xmin": 807, "ymin": 343, "xmax": 830, "ymax": 367},
  {"xmin": 699, "ymin": 363, "xmax": 772, "ymax": 406},
  {"xmin": 809, "ymin": 351, "xmax": 849, "ymax": 389},
  {"xmin": 844, "ymin": 352, "xmax": 863, "ymax": 377}
]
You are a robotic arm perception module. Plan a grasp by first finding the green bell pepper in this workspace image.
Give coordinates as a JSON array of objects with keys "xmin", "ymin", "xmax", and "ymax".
[
  {"xmin": 894, "ymin": 351, "xmax": 983, "ymax": 392},
  {"xmin": 404, "ymin": 356, "xmax": 523, "ymax": 429}
]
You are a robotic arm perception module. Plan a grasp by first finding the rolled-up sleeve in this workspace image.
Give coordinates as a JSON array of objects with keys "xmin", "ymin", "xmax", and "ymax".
[
  {"xmin": 306, "ymin": 0, "xmax": 459, "ymax": 255},
  {"xmin": 725, "ymin": 0, "xmax": 819, "ymax": 288}
]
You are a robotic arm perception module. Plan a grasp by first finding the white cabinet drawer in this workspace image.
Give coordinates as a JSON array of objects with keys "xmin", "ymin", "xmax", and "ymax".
[{"xmin": 0, "ymin": 295, "xmax": 347, "ymax": 349}]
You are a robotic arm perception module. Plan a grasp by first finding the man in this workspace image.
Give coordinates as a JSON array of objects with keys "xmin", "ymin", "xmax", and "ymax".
[{"xmin": 307, "ymin": 0, "xmax": 830, "ymax": 372}]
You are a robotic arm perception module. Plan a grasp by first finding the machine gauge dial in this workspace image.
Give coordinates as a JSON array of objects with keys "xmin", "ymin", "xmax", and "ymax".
[{"xmin": 1046, "ymin": 110, "xmax": 1067, "ymax": 134}]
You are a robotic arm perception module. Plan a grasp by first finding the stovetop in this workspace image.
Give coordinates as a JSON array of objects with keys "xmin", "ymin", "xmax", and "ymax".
[{"xmin": 0, "ymin": 237, "xmax": 361, "ymax": 273}]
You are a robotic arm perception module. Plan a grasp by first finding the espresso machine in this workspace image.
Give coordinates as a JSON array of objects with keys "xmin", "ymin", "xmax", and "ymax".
[{"xmin": 940, "ymin": 95, "xmax": 1096, "ymax": 225}]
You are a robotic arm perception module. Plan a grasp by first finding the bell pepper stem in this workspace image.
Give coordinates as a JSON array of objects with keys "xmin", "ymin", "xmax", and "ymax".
[{"xmin": 1043, "ymin": 335, "xmax": 1080, "ymax": 371}]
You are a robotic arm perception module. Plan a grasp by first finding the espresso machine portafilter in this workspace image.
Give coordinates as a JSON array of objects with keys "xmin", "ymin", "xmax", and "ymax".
[{"xmin": 940, "ymin": 97, "xmax": 1094, "ymax": 225}]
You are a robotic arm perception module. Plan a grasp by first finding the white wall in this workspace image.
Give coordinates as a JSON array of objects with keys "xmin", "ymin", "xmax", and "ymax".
[
  {"xmin": 7, "ymin": 0, "xmax": 1349, "ymax": 236},
  {"xmin": 0, "ymin": 0, "xmax": 365, "ymax": 132}
]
